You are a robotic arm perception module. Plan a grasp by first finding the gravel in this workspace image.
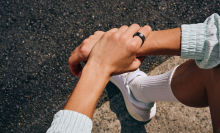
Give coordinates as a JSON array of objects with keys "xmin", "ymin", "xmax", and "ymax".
[{"xmin": 0, "ymin": 0, "xmax": 219, "ymax": 132}]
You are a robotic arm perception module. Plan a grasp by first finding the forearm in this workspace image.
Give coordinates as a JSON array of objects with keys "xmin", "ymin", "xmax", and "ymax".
[
  {"xmin": 63, "ymin": 64, "xmax": 110, "ymax": 119},
  {"xmin": 137, "ymin": 27, "xmax": 181, "ymax": 56}
]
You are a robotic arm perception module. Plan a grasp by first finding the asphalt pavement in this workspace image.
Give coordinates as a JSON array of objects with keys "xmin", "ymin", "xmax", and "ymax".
[{"xmin": 0, "ymin": 0, "xmax": 219, "ymax": 132}]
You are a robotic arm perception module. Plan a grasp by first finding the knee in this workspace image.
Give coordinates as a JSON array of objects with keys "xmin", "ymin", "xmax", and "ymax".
[
  {"xmin": 210, "ymin": 65, "xmax": 220, "ymax": 82},
  {"xmin": 214, "ymin": 127, "xmax": 220, "ymax": 133},
  {"xmin": 204, "ymin": 65, "xmax": 220, "ymax": 91}
]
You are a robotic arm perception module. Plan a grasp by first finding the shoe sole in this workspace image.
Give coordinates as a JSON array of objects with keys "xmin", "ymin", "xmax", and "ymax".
[{"xmin": 110, "ymin": 75, "xmax": 156, "ymax": 122}]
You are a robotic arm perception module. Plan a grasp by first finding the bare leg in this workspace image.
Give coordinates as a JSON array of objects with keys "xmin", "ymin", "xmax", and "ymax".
[
  {"xmin": 207, "ymin": 65, "xmax": 220, "ymax": 132},
  {"xmin": 171, "ymin": 60, "xmax": 220, "ymax": 132}
]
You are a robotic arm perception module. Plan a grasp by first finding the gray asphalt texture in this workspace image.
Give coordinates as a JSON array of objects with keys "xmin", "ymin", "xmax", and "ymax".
[{"xmin": 0, "ymin": 0, "xmax": 219, "ymax": 132}]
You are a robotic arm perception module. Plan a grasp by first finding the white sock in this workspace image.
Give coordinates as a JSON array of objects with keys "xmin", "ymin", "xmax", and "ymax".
[{"xmin": 129, "ymin": 66, "xmax": 179, "ymax": 103}]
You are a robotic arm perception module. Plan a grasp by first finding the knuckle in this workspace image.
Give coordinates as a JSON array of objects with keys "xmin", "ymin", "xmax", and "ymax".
[
  {"xmin": 119, "ymin": 34, "xmax": 128, "ymax": 43},
  {"xmin": 145, "ymin": 25, "xmax": 152, "ymax": 32},
  {"xmin": 129, "ymin": 41, "xmax": 139, "ymax": 52},
  {"xmin": 82, "ymin": 39, "xmax": 89, "ymax": 44},
  {"xmin": 88, "ymin": 35, "xmax": 94, "ymax": 39},
  {"xmin": 68, "ymin": 57, "xmax": 72, "ymax": 65},
  {"xmin": 109, "ymin": 28, "xmax": 118, "ymax": 33},
  {"xmin": 102, "ymin": 32, "xmax": 111, "ymax": 39},
  {"xmin": 122, "ymin": 25, "xmax": 128, "ymax": 29},
  {"xmin": 147, "ymin": 26, "xmax": 152, "ymax": 32},
  {"xmin": 112, "ymin": 28, "xmax": 118, "ymax": 31},
  {"xmin": 94, "ymin": 31, "xmax": 102, "ymax": 35},
  {"xmin": 70, "ymin": 49, "xmax": 76, "ymax": 56},
  {"xmin": 79, "ymin": 46, "xmax": 89, "ymax": 57},
  {"xmin": 132, "ymin": 23, "xmax": 140, "ymax": 29},
  {"xmin": 112, "ymin": 32, "xmax": 120, "ymax": 40}
]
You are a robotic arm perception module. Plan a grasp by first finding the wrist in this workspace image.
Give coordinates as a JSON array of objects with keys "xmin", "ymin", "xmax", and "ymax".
[
  {"xmin": 136, "ymin": 31, "xmax": 158, "ymax": 56},
  {"xmin": 83, "ymin": 61, "xmax": 111, "ymax": 81},
  {"xmin": 136, "ymin": 28, "xmax": 181, "ymax": 56},
  {"xmin": 63, "ymin": 61, "xmax": 111, "ymax": 119}
]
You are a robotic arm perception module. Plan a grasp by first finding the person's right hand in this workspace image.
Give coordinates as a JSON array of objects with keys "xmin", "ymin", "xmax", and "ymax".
[
  {"xmin": 86, "ymin": 24, "xmax": 151, "ymax": 77},
  {"xmin": 69, "ymin": 25, "xmax": 151, "ymax": 78}
]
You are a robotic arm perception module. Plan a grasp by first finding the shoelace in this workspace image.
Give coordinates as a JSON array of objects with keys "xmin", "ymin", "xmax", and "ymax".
[
  {"xmin": 121, "ymin": 73, "xmax": 130, "ymax": 85},
  {"xmin": 126, "ymin": 71, "xmax": 147, "ymax": 85},
  {"xmin": 120, "ymin": 71, "xmax": 146, "ymax": 96},
  {"xmin": 120, "ymin": 71, "xmax": 154, "ymax": 109}
]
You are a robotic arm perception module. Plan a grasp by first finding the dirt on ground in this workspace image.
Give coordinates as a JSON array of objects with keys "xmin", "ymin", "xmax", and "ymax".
[{"xmin": 92, "ymin": 56, "xmax": 212, "ymax": 133}]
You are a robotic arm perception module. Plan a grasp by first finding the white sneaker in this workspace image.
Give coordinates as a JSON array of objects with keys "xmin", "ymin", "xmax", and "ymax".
[{"xmin": 110, "ymin": 69, "xmax": 156, "ymax": 122}]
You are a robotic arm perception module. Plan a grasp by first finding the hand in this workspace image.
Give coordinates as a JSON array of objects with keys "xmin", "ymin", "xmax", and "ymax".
[
  {"xmin": 86, "ymin": 24, "xmax": 151, "ymax": 77},
  {"xmin": 68, "ymin": 31, "xmax": 106, "ymax": 77}
]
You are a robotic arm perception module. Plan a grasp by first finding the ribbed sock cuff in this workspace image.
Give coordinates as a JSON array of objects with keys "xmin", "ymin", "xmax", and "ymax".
[
  {"xmin": 140, "ymin": 66, "xmax": 179, "ymax": 102},
  {"xmin": 129, "ymin": 75, "xmax": 152, "ymax": 103}
]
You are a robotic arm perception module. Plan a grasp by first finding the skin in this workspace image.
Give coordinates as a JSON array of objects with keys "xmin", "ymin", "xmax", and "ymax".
[
  {"xmin": 64, "ymin": 24, "xmax": 151, "ymax": 118},
  {"xmin": 171, "ymin": 60, "xmax": 220, "ymax": 132},
  {"xmin": 67, "ymin": 26, "xmax": 220, "ymax": 132},
  {"xmin": 68, "ymin": 28, "xmax": 181, "ymax": 77}
]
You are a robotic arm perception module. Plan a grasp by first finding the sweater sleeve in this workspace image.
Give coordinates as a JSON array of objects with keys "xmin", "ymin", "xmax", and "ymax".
[
  {"xmin": 46, "ymin": 110, "xmax": 93, "ymax": 133},
  {"xmin": 181, "ymin": 13, "xmax": 220, "ymax": 69}
]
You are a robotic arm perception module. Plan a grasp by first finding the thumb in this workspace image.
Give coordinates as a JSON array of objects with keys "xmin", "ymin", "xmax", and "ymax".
[
  {"xmin": 136, "ymin": 56, "xmax": 146, "ymax": 63},
  {"xmin": 125, "ymin": 57, "xmax": 143, "ymax": 72}
]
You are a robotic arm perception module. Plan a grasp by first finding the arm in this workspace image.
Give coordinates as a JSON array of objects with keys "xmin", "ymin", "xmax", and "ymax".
[
  {"xmin": 180, "ymin": 13, "xmax": 220, "ymax": 69},
  {"xmin": 63, "ymin": 65, "xmax": 110, "ymax": 119},
  {"xmin": 47, "ymin": 24, "xmax": 151, "ymax": 133},
  {"xmin": 46, "ymin": 64, "xmax": 110, "ymax": 133},
  {"xmin": 69, "ymin": 13, "xmax": 220, "ymax": 77},
  {"xmin": 139, "ymin": 13, "xmax": 220, "ymax": 69},
  {"xmin": 68, "ymin": 27, "xmax": 181, "ymax": 77},
  {"xmin": 137, "ymin": 28, "xmax": 181, "ymax": 56},
  {"xmin": 64, "ymin": 27, "xmax": 181, "ymax": 118},
  {"xmin": 64, "ymin": 24, "xmax": 151, "ymax": 118}
]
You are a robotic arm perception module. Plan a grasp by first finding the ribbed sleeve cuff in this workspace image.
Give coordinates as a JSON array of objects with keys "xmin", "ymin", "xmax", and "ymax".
[
  {"xmin": 47, "ymin": 110, "xmax": 93, "ymax": 133},
  {"xmin": 181, "ymin": 23, "xmax": 206, "ymax": 60}
]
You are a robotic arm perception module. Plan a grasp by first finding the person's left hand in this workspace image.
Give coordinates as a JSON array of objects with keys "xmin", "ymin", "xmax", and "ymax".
[{"xmin": 68, "ymin": 31, "xmax": 106, "ymax": 77}]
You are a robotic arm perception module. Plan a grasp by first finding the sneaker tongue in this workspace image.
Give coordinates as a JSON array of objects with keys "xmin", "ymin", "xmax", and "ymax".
[
  {"xmin": 120, "ymin": 70, "xmax": 139, "ymax": 85},
  {"xmin": 121, "ymin": 73, "xmax": 130, "ymax": 84},
  {"xmin": 126, "ymin": 72, "xmax": 135, "ymax": 78},
  {"xmin": 126, "ymin": 68, "xmax": 140, "ymax": 77},
  {"xmin": 125, "ymin": 69, "xmax": 147, "ymax": 85}
]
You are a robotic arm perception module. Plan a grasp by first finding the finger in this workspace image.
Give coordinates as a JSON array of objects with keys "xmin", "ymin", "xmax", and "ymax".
[
  {"xmin": 94, "ymin": 31, "xmax": 105, "ymax": 35},
  {"xmin": 68, "ymin": 53, "xmax": 83, "ymax": 76},
  {"xmin": 124, "ymin": 24, "xmax": 141, "ymax": 37},
  {"xmin": 125, "ymin": 57, "xmax": 143, "ymax": 72},
  {"xmin": 133, "ymin": 25, "xmax": 152, "ymax": 47},
  {"xmin": 114, "ymin": 25, "xmax": 129, "ymax": 35},
  {"xmin": 107, "ymin": 28, "xmax": 118, "ymax": 33},
  {"xmin": 71, "ymin": 46, "xmax": 80, "ymax": 56}
]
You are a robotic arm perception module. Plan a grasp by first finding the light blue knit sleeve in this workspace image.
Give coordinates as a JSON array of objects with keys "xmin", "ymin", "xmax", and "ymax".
[
  {"xmin": 181, "ymin": 13, "xmax": 220, "ymax": 69},
  {"xmin": 46, "ymin": 110, "xmax": 93, "ymax": 133}
]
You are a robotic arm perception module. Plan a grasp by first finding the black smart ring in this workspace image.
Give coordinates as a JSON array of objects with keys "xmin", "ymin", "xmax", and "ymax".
[{"xmin": 133, "ymin": 32, "xmax": 146, "ymax": 46}]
